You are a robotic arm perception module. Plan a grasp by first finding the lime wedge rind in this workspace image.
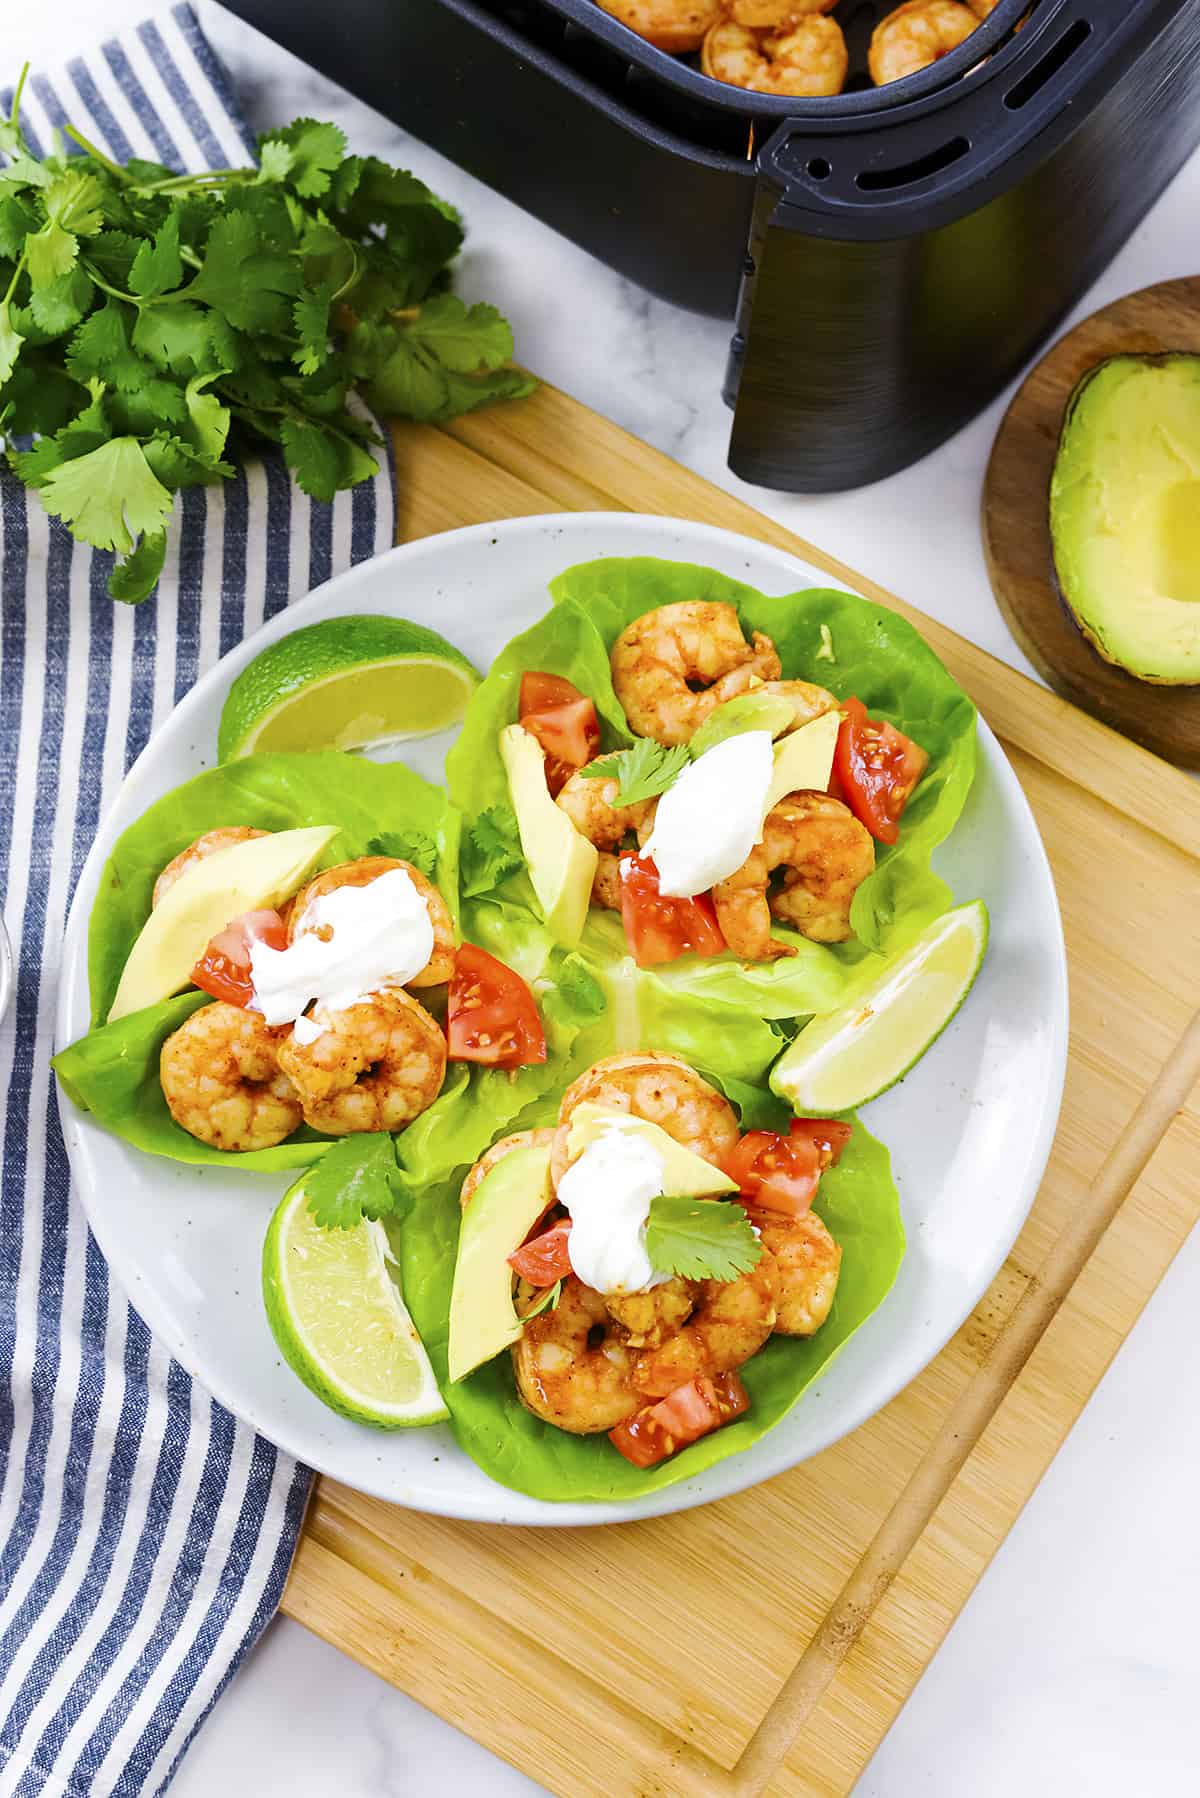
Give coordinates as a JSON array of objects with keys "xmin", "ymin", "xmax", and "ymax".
[
  {"xmin": 263, "ymin": 1176, "xmax": 447, "ymax": 1430},
  {"xmin": 770, "ymin": 900, "xmax": 989, "ymax": 1116}
]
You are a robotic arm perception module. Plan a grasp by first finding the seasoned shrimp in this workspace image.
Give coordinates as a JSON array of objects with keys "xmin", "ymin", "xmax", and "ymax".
[
  {"xmin": 728, "ymin": 0, "xmax": 836, "ymax": 24},
  {"xmin": 513, "ymin": 1277, "xmax": 641, "ymax": 1433},
  {"xmin": 868, "ymin": 0, "xmax": 978, "ymax": 84},
  {"xmin": 713, "ymin": 791, "xmax": 874, "ymax": 953},
  {"xmin": 633, "ymin": 1248, "xmax": 779, "ymax": 1398},
  {"xmin": 611, "ymin": 602, "xmax": 780, "ymax": 746},
  {"xmin": 760, "ymin": 679, "xmax": 838, "ymax": 732},
  {"xmin": 153, "ymin": 827, "xmax": 267, "ymax": 908},
  {"xmin": 747, "ymin": 1208, "xmax": 841, "ymax": 1336},
  {"xmin": 556, "ymin": 764, "xmax": 655, "ymax": 911},
  {"xmin": 160, "ymin": 1001, "xmax": 301, "ymax": 1151},
  {"xmin": 702, "ymin": 16, "xmax": 848, "ymax": 97},
  {"xmin": 605, "ymin": 1279, "xmax": 697, "ymax": 1350},
  {"xmin": 594, "ymin": 0, "xmax": 721, "ymax": 50},
  {"xmin": 552, "ymin": 1052, "xmax": 741, "ymax": 1188},
  {"xmin": 277, "ymin": 987, "xmax": 446, "ymax": 1135},
  {"xmin": 288, "ymin": 855, "xmax": 455, "ymax": 988},
  {"xmin": 459, "ymin": 1128, "xmax": 556, "ymax": 1210}
]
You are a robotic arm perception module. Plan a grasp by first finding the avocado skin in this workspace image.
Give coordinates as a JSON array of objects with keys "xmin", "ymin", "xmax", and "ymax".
[{"xmin": 1049, "ymin": 353, "xmax": 1200, "ymax": 687}]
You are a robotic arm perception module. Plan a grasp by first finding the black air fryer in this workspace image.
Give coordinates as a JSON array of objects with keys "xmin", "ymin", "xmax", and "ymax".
[{"xmin": 225, "ymin": 0, "xmax": 1200, "ymax": 490}]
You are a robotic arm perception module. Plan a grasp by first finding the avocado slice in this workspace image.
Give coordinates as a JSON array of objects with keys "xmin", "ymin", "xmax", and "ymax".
[
  {"xmin": 1050, "ymin": 353, "xmax": 1200, "ymax": 685},
  {"xmin": 447, "ymin": 1142, "xmax": 553, "ymax": 1382},
  {"xmin": 564, "ymin": 1102, "xmax": 739, "ymax": 1196},
  {"xmin": 108, "ymin": 824, "xmax": 339, "ymax": 1022},
  {"xmin": 762, "ymin": 710, "xmax": 840, "ymax": 816},
  {"xmin": 499, "ymin": 723, "xmax": 598, "ymax": 945}
]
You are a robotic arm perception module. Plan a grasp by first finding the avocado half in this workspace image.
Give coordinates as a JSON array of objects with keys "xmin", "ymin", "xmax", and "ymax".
[{"xmin": 1049, "ymin": 353, "xmax": 1200, "ymax": 686}]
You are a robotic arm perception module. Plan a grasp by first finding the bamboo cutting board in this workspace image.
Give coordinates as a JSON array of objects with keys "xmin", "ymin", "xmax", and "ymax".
[{"xmin": 280, "ymin": 384, "xmax": 1200, "ymax": 1796}]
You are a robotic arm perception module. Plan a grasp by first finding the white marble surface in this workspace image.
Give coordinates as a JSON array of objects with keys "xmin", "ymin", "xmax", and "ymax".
[{"xmin": 20, "ymin": 1, "xmax": 1200, "ymax": 1791}]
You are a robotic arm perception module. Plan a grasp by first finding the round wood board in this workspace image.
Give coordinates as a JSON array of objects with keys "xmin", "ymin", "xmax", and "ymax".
[{"xmin": 982, "ymin": 276, "xmax": 1200, "ymax": 769}]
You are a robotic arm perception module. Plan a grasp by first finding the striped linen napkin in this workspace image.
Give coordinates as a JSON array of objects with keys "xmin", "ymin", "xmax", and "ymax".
[{"xmin": 0, "ymin": 10, "xmax": 396, "ymax": 1792}]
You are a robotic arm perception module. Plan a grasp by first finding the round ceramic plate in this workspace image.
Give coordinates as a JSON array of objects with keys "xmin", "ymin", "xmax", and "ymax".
[{"xmin": 57, "ymin": 513, "xmax": 1069, "ymax": 1526}]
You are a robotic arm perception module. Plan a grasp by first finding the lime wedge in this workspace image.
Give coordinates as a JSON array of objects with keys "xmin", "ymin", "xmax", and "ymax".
[
  {"xmin": 770, "ymin": 900, "xmax": 989, "ymax": 1115},
  {"xmin": 219, "ymin": 615, "xmax": 479, "ymax": 761},
  {"xmin": 262, "ymin": 1174, "xmax": 447, "ymax": 1429}
]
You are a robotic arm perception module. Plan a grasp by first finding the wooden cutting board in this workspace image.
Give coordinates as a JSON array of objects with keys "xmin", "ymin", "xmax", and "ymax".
[{"xmin": 280, "ymin": 382, "xmax": 1200, "ymax": 1796}]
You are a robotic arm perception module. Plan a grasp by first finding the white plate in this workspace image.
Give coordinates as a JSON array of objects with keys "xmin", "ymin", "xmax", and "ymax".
[{"xmin": 57, "ymin": 514, "xmax": 1068, "ymax": 1527}]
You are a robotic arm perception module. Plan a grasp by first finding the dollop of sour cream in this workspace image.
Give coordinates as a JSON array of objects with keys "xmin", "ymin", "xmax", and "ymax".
[
  {"xmin": 249, "ymin": 868, "xmax": 434, "ymax": 1038},
  {"xmin": 557, "ymin": 1123, "xmax": 670, "ymax": 1296},
  {"xmin": 643, "ymin": 729, "xmax": 775, "ymax": 897}
]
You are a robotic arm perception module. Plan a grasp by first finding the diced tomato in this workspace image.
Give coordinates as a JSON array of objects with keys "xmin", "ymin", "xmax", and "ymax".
[
  {"xmin": 725, "ymin": 1128, "xmax": 822, "ymax": 1218},
  {"xmin": 789, "ymin": 1116, "xmax": 852, "ymax": 1170},
  {"xmin": 833, "ymin": 696, "xmax": 929, "ymax": 846},
  {"xmin": 191, "ymin": 908, "xmax": 287, "ymax": 1008},
  {"xmin": 447, "ymin": 944, "xmax": 547, "ymax": 1069},
  {"xmin": 519, "ymin": 671, "xmax": 600, "ymax": 797},
  {"xmin": 608, "ymin": 1372, "xmax": 750, "ymax": 1469},
  {"xmin": 618, "ymin": 853, "xmax": 726, "ymax": 968},
  {"xmin": 509, "ymin": 1219, "xmax": 572, "ymax": 1286}
]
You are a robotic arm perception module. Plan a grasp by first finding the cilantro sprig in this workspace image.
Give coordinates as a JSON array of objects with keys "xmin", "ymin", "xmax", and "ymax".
[
  {"xmin": 461, "ymin": 804, "xmax": 523, "ymax": 896},
  {"xmin": 304, "ymin": 1132, "xmax": 411, "ymax": 1231},
  {"xmin": 644, "ymin": 1196, "xmax": 762, "ymax": 1283},
  {"xmin": 580, "ymin": 738, "xmax": 689, "ymax": 807},
  {"xmin": 0, "ymin": 81, "xmax": 535, "ymax": 601},
  {"xmin": 367, "ymin": 829, "xmax": 439, "ymax": 881}
]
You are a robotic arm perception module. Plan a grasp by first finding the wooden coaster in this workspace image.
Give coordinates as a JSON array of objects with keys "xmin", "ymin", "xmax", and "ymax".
[{"xmin": 982, "ymin": 277, "xmax": 1200, "ymax": 769}]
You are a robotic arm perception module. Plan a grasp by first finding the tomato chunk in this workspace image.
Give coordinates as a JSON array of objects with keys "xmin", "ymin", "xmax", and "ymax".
[
  {"xmin": 725, "ymin": 1128, "xmax": 822, "ymax": 1217},
  {"xmin": 509, "ymin": 1220, "xmax": 572, "ymax": 1286},
  {"xmin": 519, "ymin": 671, "xmax": 600, "ymax": 797},
  {"xmin": 834, "ymin": 696, "xmax": 928, "ymax": 845},
  {"xmin": 609, "ymin": 1372, "xmax": 750, "ymax": 1469},
  {"xmin": 191, "ymin": 908, "xmax": 287, "ymax": 1008},
  {"xmin": 447, "ymin": 944, "xmax": 547, "ymax": 1069},
  {"xmin": 789, "ymin": 1117, "xmax": 852, "ymax": 1170},
  {"xmin": 618, "ymin": 853, "xmax": 726, "ymax": 968}
]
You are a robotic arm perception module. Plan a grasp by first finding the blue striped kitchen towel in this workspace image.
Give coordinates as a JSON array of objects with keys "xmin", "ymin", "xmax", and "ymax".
[{"xmin": 0, "ymin": 10, "xmax": 396, "ymax": 1792}]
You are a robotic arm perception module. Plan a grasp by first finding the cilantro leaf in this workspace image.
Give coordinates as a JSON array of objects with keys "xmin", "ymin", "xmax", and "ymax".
[
  {"xmin": 644, "ymin": 1197, "xmax": 763, "ymax": 1283},
  {"xmin": 404, "ymin": 294, "xmax": 513, "ymax": 373},
  {"xmin": 0, "ymin": 304, "xmax": 23, "ymax": 385},
  {"xmin": 262, "ymin": 119, "xmax": 347, "ymax": 199},
  {"xmin": 128, "ymin": 209, "xmax": 183, "ymax": 298},
  {"xmin": 279, "ymin": 414, "xmax": 340, "ymax": 501},
  {"xmin": 190, "ymin": 211, "xmax": 299, "ymax": 334},
  {"xmin": 553, "ymin": 952, "xmax": 606, "ymax": 1020},
  {"xmin": 461, "ymin": 804, "xmax": 522, "ymax": 897},
  {"xmin": 580, "ymin": 739, "xmax": 689, "ymax": 807},
  {"xmin": 35, "ymin": 436, "xmax": 174, "ymax": 554},
  {"xmin": 366, "ymin": 830, "xmax": 439, "ymax": 880},
  {"xmin": 256, "ymin": 138, "xmax": 294, "ymax": 185},
  {"xmin": 28, "ymin": 265, "xmax": 93, "ymax": 334},
  {"xmin": 0, "ymin": 194, "xmax": 38, "ymax": 259},
  {"xmin": 25, "ymin": 219, "xmax": 78, "ymax": 288},
  {"xmin": 292, "ymin": 281, "xmax": 335, "ymax": 377},
  {"xmin": 304, "ymin": 1132, "xmax": 408, "ymax": 1231},
  {"xmin": 131, "ymin": 302, "xmax": 213, "ymax": 374},
  {"xmin": 44, "ymin": 168, "xmax": 105, "ymax": 237},
  {"xmin": 109, "ymin": 529, "xmax": 167, "ymax": 603}
]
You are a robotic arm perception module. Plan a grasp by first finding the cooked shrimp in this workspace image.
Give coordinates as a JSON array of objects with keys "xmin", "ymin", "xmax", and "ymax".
[
  {"xmin": 713, "ymin": 791, "xmax": 874, "ymax": 953},
  {"xmin": 552, "ymin": 1052, "xmax": 741, "ymax": 1188},
  {"xmin": 513, "ymin": 1277, "xmax": 642, "ymax": 1433},
  {"xmin": 633, "ymin": 1247, "xmax": 779, "ymax": 1398},
  {"xmin": 611, "ymin": 602, "xmax": 780, "ymax": 747},
  {"xmin": 702, "ymin": 16, "xmax": 848, "ymax": 96},
  {"xmin": 747, "ymin": 1207, "xmax": 841, "ymax": 1336},
  {"xmin": 868, "ymin": 0, "xmax": 978, "ymax": 84},
  {"xmin": 605, "ymin": 1279, "xmax": 697, "ymax": 1350},
  {"xmin": 459, "ymin": 1128, "xmax": 556, "ymax": 1210},
  {"xmin": 594, "ymin": 0, "xmax": 722, "ymax": 50},
  {"xmin": 728, "ymin": 0, "xmax": 836, "ymax": 24},
  {"xmin": 277, "ymin": 987, "xmax": 446, "ymax": 1135},
  {"xmin": 556, "ymin": 764, "xmax": 655, "ymax": 911},
  {"xmin": 152, "ymin": 827, "xmax": 268, "ymax": 908},
  {"xmin": 288, "ymin": 855, "xmax": 455, "ymax": 988},
  {"xmin": 760, "ymin": 679, "xmax": 838, "ymax": 732},
  {"xmin": 160, "ymin": 1001, "xmax": 302, "ymax": 1151}
]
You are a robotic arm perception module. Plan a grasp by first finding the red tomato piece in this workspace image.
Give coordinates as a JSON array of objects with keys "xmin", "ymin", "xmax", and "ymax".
[
  {"xmin": 608, "ymin": 1372, "xmax": 751, "ymax": 1469},
  {"xmin": 789, "ymin": 1117, "xmax": 852, "ymax": 1170},
  {"xmin": 447, "ymin": 943, "xmax": 547, "ymax": 1069},
  {"xmin": 725, "ymin": 1128, "xmax": 822, "ymax": 1218},
  {"xmin": 618, "ymin": 853, "xmax": 726, "ymax": 968},
  {"xmin": 191, "ymin": 908, "xmax": 287, "ymax": 1008},
  {"xmin": 834, "ymin": 696, "xmax": 928, "ymax": 846},
  {"xmin": 518, "ymin": 671, "xmax": 600, "ymax": 797},
  {"xmin": 508, "ymin": 1220, "xmax": 572, "ymax": 1286}
]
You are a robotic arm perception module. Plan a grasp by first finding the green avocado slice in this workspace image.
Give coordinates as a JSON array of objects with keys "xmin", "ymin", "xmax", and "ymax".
[
  {"xmin": 447, "ymin": 1143, "xmax": 553, "ymax": 1383},
  {"xmin": 1050, "ymin": 353, "xmax": 1200, "ymax": 685}
]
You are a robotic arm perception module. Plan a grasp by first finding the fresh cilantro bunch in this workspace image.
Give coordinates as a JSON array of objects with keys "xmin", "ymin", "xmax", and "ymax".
[{"xmin": 0, "ymin": 74, "xmax": 535, "ymax": 601}]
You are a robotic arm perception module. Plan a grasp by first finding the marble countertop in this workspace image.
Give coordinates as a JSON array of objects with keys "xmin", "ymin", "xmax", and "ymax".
[{"xmin": 23, "ymin": 1, "xmax": 1200, "ymax": 1791}]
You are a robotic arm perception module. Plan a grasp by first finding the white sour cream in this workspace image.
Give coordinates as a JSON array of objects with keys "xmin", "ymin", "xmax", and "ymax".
[
  {"xmin": 248, "ymin": 867, "xmax": 434, "ymax": 1030},
  {"xmin": 557, "ymin": 1124, "xmax": 670, "ymax": 1296},
  {"xmin": 643, "ymin": 730, "xmax": 775, "ymax": 897}
]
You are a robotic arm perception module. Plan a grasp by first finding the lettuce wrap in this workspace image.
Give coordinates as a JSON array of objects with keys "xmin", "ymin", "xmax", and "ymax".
[{"xmin": 446, "ymin": 557, "xmax": 978, "ymax": 1019}]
